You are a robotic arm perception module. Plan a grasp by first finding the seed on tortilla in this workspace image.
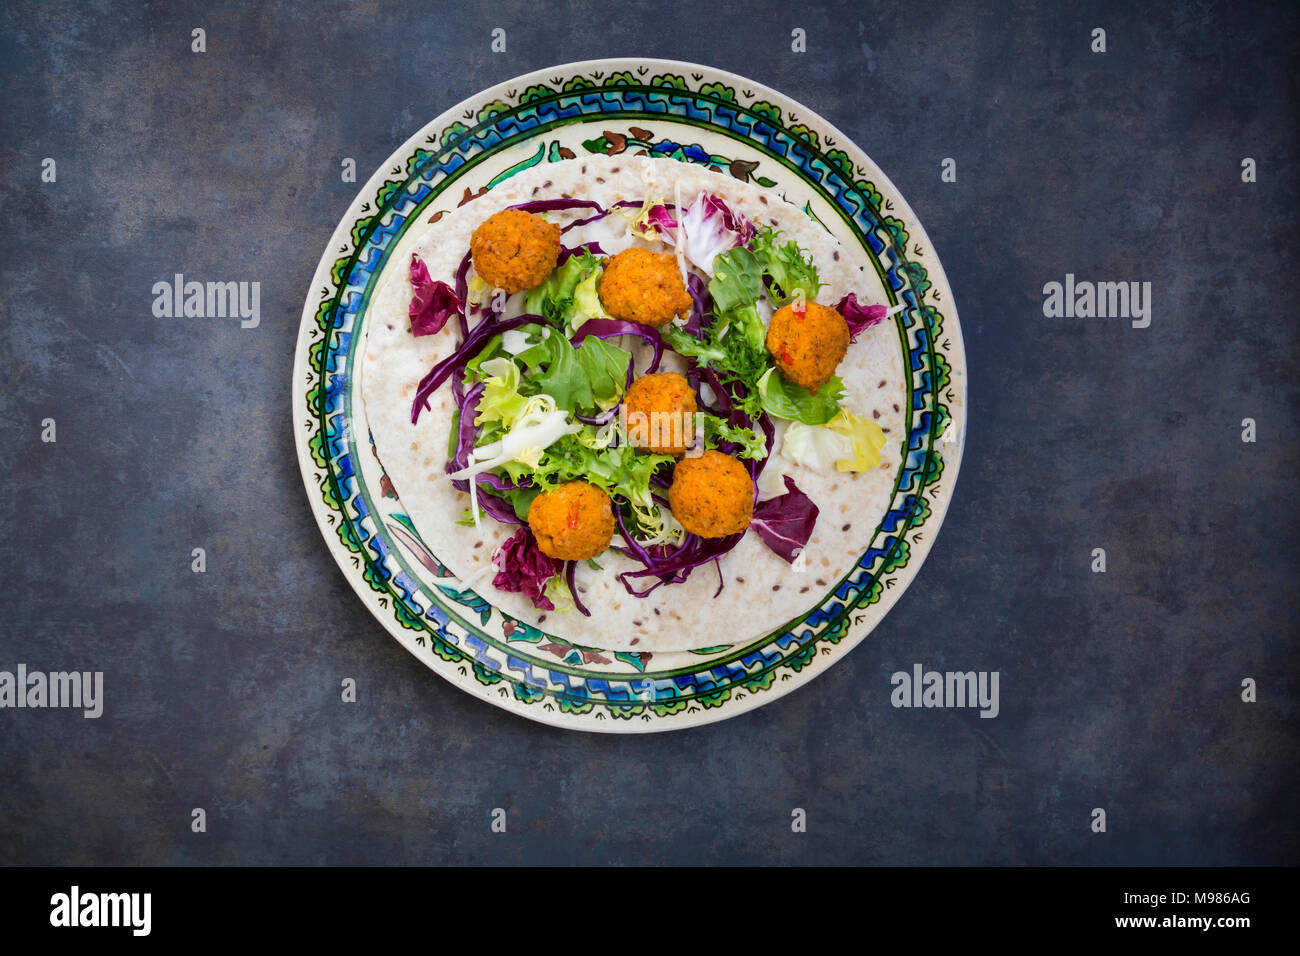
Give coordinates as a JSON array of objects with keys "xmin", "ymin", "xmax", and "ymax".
[
  {"xmin": 893, "ymin": 403, "xmax": 900, "ymax": 412},
  {"xmin": 873, "ymin": 410, "xmax": 880, "ymax": 419},
  {"xmin": 471, "ymin": 208, "xmax": 561, "ymax": 294},
  {"xmin": 816, "ymin": 579, "xmax": 826, "ymax": 586},
  {"xmin": 800, "ymin": 586, "xmax": 809, "ymax": 593},
  {"xmin": 598, "ymin": 247, "xmax": 692, "ymax": 327},
  {"xmin": 653, "ymin": 607, "xmax": 661, "ymax": 616},
  {"xmin": 878, "ymin": 380, "xmax": 886, "ymax": 387},
  {"xmin": 842, "ymin": 523, "xmax": 851, "ymax": 531},
  {"xmin": 528, "ymin": 481, "xmax": 615, "ymax": 561},
  {"xmin": 772, "ymin": 585, "xmax": 781, "ymax": 592}
]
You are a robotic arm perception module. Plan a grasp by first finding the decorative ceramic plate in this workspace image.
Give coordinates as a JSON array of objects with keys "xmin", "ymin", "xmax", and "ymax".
[{"xmin": 294, "ymin": 58, "xmax": 966, "ymax": 732}]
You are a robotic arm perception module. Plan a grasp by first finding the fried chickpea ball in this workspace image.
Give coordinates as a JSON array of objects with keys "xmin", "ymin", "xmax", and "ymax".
[
  {"xmin": 597, "ymin": 247, "xmax": 692, "ymax": 328},
  {"xmin": 528, "ymin": 481, "xmax": 616, "ymax": 561},
  {"xmin": 668, "ymin": 450, "xmax": 754, "ymax": 539},
  {"xmin": 623, "ymin": 372, "xmax": 699, "ymax": 456},
  {"xmin": 470, "ymin": 209, "xmax": 562, "ymax": 294},
  {"xmin": 765, "ymin": 300, "xmax": 850, "ymax": 393}
]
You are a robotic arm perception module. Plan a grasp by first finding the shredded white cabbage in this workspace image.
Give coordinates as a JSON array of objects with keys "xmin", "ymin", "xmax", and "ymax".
[{"xmin": 448, "ymin": 395, "xmax": 580, "ymax": 529}]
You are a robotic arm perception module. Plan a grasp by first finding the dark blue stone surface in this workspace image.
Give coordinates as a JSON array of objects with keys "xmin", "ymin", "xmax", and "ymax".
[{"xmin": 0, "ymin": 0, "xmax": 1295, "ymax": 865}]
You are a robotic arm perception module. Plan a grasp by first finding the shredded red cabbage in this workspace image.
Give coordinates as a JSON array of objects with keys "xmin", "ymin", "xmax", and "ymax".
[
  {"xmin": 505, "ymin": 197, "xmax": 611, "ymax": 236},
  {"xmin": 557, "ymin": 240, "xmax": 608, "ymax": 265},
  {"xmin": 491, "ymin": 527, "xmax": 563, "ymax": 611},
  {"xmin": 683, "ymin": 273, "xmax": 711, "ymax": 336},
  {"xmin": 570, "ymin": 318, "xmax": 664, "ymax": 377},
  {"xmin": 409, "ymin": 254, "xmax": 462, "ymax": 337},
  {"xmin": 612, "ymin": 513, "xmax": 744, "ymax": 598},
  {"xmin": 836, "ymin": 292, "xmax": 890, "ymax": 342},
  {"xmin": 507, "ymin": 198, "xmax": 606, "ymax": 216},
  {"xmin": 564, "ymin": 560, "xmax": 591, "ymax": 617},
  {"xmin": 444, "ymin": 382, "xmax": 523, "ymax": 527},
  {"xmin": 751, "ymin": 475, "xmax": 820, "ymax": 563},
  {"xmin": 411, "ymin": 314, "xmax": 544, "ymax": 424}
]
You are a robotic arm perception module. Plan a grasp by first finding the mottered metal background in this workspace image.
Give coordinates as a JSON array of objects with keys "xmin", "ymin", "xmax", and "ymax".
[{"xmin": 0, "ymin": 0, "xmax": 1295, "ymax": 864}]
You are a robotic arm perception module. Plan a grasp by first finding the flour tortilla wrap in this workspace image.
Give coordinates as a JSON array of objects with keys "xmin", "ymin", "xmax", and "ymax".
[{"xmin": 360, "ymin": 155, "xmax": 905, "ymax": 652}]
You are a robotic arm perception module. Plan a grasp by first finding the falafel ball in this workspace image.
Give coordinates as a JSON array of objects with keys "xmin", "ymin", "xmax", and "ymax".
[
  {"xmin": 624, "ymin": 372, "xmax": 699, "ymax": 456},
  {"xmin": 598, "ymin": 247, "xmax": 692, "ymax": 327},
  {"xmin": 668, "ymin": 450, "xmax": 754, "ymax": 539},
  {"xmin": 528, "ymin": 481, "xmax": 616, "ymax": 561},
  {"xmin": 765, "ymin": 300, "xmax": 850, "ymax": 392},
  {"xmin": 471, "ymin": 209, "xmax": 562, "ymax": 294}
]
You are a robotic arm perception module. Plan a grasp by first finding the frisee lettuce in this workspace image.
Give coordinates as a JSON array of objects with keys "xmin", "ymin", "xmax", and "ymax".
[
  {"xmin": 702, "ymin": 415, "xmax": 768, "ymax": 460},
  {"xmin": 750, "ymin": 225, "xmax": 822, "ymax": 306}
]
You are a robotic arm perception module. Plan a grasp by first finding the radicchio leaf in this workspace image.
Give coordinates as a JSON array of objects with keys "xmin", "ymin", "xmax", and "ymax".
[
  {"xmin": 679, "ymin": 192, "xmax": 756, "ymax": 273},
  {"xmin": 836, "ymin": 292, "xmax": 890, "ymax": 343},
  {"xmin": 750, "ymin": 475, "xmax": 819, "ymax": 564},
  {"xmin": 409, "ymin": 253, "xmax": 462, "ymax": 337},
  {"xmin": 491, "ymin": 527, "xmax": 563, "ymax": 611}
]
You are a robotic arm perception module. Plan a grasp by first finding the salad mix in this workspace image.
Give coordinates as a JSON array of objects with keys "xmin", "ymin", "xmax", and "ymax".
[{"xmin": 405, "ymin": 190, "xmax": 890, "ymax": 614}]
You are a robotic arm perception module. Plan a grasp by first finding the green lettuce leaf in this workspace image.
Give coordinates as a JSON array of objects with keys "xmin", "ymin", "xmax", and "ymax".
[
  {"xmin": 757, "ymin": 368, "xmax": 844, "ymax": 426},
  {"xmin": 521, "ymin": 250, "xmax": 606, "ymax": 330},
  {"xmin": 532, "ymin": 333, "xmax": 631, "ymax": 414}
]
